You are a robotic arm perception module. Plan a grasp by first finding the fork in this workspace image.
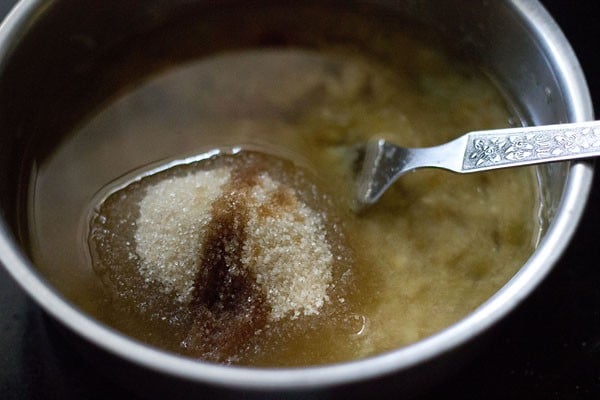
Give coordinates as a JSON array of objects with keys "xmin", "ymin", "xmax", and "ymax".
[{"xmin": 356, "ymin": 120, "xmax": 600, "ymax": 209}]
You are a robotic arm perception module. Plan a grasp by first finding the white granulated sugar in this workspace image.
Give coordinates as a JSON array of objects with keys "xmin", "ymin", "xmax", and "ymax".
[
  {"xmin": 134, "ymin": 164, "xmax": 333, "ymax": 320},
  {"xmin": 134, "ymin": 167, "xmax": 231, "ymax": 302},
  {"xmin": 242, "ymin": 173, "xmax": 333, "ymax": 320}
]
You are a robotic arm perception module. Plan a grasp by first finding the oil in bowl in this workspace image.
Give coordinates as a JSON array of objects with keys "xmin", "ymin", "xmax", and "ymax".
[{"xmin": 25, "ymin": 5, "xmax": 540, "ymax": 367}]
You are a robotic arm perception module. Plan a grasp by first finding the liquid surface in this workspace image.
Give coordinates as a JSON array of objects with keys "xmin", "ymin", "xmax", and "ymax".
[
  {"xmin": 88, "ymin": 151, "xmax": 355, "ymax": 364},
  {"xmin": 27, "ymin": 31, "xmax": 539, "ymax": 365}
]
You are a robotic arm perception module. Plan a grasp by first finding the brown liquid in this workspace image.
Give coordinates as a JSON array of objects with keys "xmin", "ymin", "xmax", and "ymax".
[
  {"xmin": 25, "ymin": 5, "xmax": 539, "ymax": 367},
  {"xmin": 88, "ymin": 152, "xmax": 357, "ymax": 365},
  {"xmin": 184, "ymin": 158, "xmax": 334, "ymax": 363},
  {"xmin": 186, "ymin": 185, "xmax": 266, "ymax": 363}
]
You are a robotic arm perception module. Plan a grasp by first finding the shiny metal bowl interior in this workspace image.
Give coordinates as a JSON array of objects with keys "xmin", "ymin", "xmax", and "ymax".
[{"xmin": 0, "ymin": 0, "xmax": 593, "ymax": 396}]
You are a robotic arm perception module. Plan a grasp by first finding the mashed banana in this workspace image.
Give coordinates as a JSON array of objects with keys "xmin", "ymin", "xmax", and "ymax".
[{"xmin": 30, "ymin": 9, "xmax": 537, "ymax": 366}]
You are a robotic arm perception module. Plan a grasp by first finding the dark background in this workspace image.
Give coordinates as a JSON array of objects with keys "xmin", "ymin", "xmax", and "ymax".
[{"xmin": 0, "ymin": 0, "xmax": 599, "ymax": 398}]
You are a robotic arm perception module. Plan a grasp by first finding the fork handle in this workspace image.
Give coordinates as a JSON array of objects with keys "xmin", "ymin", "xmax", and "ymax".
[{"xmin": 460, "ymin": 121, "xmax": 600, "ymax": 172}]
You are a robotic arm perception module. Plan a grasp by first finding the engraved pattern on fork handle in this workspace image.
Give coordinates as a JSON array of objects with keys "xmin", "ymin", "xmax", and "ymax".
[{"xmin": 462, "ymin": 125, "xmax": 600, "ymax": 170}]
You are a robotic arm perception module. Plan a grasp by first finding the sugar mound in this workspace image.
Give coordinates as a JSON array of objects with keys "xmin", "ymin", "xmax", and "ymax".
[
  {"xmin": 242, "ymin": 173, "xmax": 332, "ymax": 320},
  {"xmin": 133, "ymin": 162, "xmax": 333, "ymax": 320},
  {"xmin": 134, "ymin": 168, "xmax": 230, "ymax": 303}
]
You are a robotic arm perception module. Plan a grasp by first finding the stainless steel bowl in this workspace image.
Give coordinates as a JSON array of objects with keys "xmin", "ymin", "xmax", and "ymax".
[{"xmin": 0, "ymin": 0, "xmax": 593, "ymax": 398}]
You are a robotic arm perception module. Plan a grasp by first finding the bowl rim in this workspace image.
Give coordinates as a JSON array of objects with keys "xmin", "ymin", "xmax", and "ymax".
[{"xmin": 0, "ymin": 0, "xmax": 594, "ymax": 391}]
